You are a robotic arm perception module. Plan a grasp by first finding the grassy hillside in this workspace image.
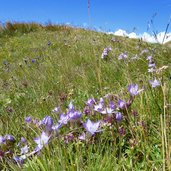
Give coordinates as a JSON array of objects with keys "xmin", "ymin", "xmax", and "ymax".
[
  {"xmin": 165, "ymin": 40, "xmax": 171, "ymax": 48},
  {"xmin": 0, "ymin": 23, "xmax": 171, "ymax": 170}
]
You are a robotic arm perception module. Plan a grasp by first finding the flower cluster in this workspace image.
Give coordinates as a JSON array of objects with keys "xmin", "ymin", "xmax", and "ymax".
[
  {"xmin": 146, "ymin": 55, "xmax": 156, "ymax": 73},
  {"xmin": 149, "ymin": 78, "xmax": 160, "ymax": 88},
  {"xmin": 118, "ymin": 52, "xmax": 128, "ymax": 60},
  {"xmin": 0, "ymin": 45, "xmax": 167, "ymax": 168},
  {"xmin": 101, "ymin": 47, "xmax": 112, "ymax": 59},
  {"xmin": 0, "ymin": 83, "xmax": 144, "ymax": 165},
  {"xmin": 145, "ymin": 55, "xmax": 161, "ymax": 88}
]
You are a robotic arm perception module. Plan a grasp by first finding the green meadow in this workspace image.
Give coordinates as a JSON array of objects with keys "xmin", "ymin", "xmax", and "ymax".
[{"xmin": 0, "ymin": 23, "xmax": 170, "ymax": 170}]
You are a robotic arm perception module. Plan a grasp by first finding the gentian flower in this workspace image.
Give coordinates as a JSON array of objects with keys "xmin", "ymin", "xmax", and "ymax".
[
  {"xmin": 86, "ymin": 98, "xmax": 95, "ymax": 107},
  {"xmin": 20, "ymin": 145, "xmax": 29, "ymax": 154},
  {"xmin": 68, "ymin": 102, "xmax": 75, "ymax": 111},
  {"xmin": 13, "ymin": 156, "xmax": 25, "ymax": 165},
  {"xmin": 84, "ymin": 106, "xmax": 91, "ymax": 115},
  {"xmin": 140, "ymin": 49, "xmax": 148, "ymax": 55},
  {"xmin": 115, "ymin": 112, "xmax": 122, "ymax": 121},
  {"xmin": 83, "ymin": 119, "xmax": 101, "ymax": 135},
  {"xmin": 41, "ymin": 116, "xmax": 53, "ymax": 131},
  {"xmin": 146, "ymin": 55, "xmax": 153, "ymax": 61},
  {"xmin": 52, "ymin": 123, "xmax": 63, "ymax": 132},
  {"xmin": 118, "ymin": 127, "xmax": 126, "ymax": 135},
  {"xmin": 108, "ymin": 47, "xmax": 112, "ymax": 51},
  {"xmin": 68, "ymin": 110, "xmax": 82, "ymax": 121},
  {"xmin": 52, "ymin": 107, "xmax": 60, "ymax": 113},
  {"xmin": 109, "ymin": 101, "xmax": 116, "ymax": 109},
  {"xmin": 0, "ymin": 136, "xmax": 5, "ymax": 144},
  {"xmin": 34, "ymin": 132, "xmax": 50, "ymax": 151},
  {"xmin": 58, "ymin": 113, "xmax": 69, "ymax": 125},
  {"xmin": 64, "ymin": 133, "xmax": 74, "ymax": 143},
  {"xmin": 31, "ymin": 59, "xmax": 35, "ymax": 63},
  {"xmin": 5, "ymin": 134, "xmax": 15, "ymax": 142},
  {"xmin": 101, "ymin": 107, "xmax": 113, "ymax": 115},
  {"xmin": 128, "ymin": 84, "xmax": 140, "ymax": 96},
  {"xmin": 118, "ymin": 99, "xmax": 126, "ymax": 109},
  {"xmin": 17, "ymin": 137, "xmax": 27, "ymax": 147},
  {"xmin": 94, "ymin": 103, "xmax": 103, "ymax": 112},
  {"xmin": 78, "ymin": 132, "xmax": 86, "ymax": 140},
  {"xmin": 99, "ymin": 97, "xmax": 104, "ymax": 104},
  {"xmin": 25, "ymin": 116, "xmax": 32, "ymax": 123},
  {"xmin": 148, "ymin": 63, "xmax": 156, "ymax": 68},
  {"xmin": 20, "ymin": 137, "xmax": 26, "ymax": 143},
  {"xmin": 118, "ymin": 52, "xmax": 128, "ymax": 60},
  {"xmin": 101, "ymin": 47, "xmax": 112, "ymax": 59},
  {"xmin": 149, "ymin": 78, "xmax": 160, "ymax": 88},
  {"xmin": 148, "ymin": 68, "xmax": 156, "ymax": 73}
]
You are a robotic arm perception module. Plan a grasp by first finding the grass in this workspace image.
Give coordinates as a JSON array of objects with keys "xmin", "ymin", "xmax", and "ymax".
[{"xmin": 0, "ymin": 23, "xmax": 171, "ymax": 170}]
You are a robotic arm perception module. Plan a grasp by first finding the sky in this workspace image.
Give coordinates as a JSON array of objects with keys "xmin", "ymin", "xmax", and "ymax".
[{"xmin": 0, "ymin": 0, "xmax": 171, "ymax": 43}]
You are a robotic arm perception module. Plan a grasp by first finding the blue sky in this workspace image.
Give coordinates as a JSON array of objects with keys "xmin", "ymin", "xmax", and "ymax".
[{"xmin": 0, "ymin": 0, "xmax": 170, "ymax": 34}]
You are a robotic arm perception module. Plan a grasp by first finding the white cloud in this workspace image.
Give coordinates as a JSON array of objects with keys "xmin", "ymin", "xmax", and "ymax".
[
  {"xmin": 128, "ymin": 32, "xmax": 137, "ymax": 39},
  {"xmin": 109, "ymin": 29, "xmax": 171, "ymax": 44},
  {"xmin": 113, "ymin": 29, "xmax": 128, "ymax": 37}
]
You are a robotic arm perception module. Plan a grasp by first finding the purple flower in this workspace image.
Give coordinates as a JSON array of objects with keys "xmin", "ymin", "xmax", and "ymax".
[
  {"xmin": 20, "ymin": 145, "xmax": 29, "ymax": 154},
  {"xmin": 149, "ymin": 78, "xmax": 160, "ymax": 88},
  {"xmin": 99, "ymin": 97, "xmax": 104, "ymax": 104},
  {"xmin": 101, "ymin": 47, "xmax": 112, "ymax": 59},
  {"xmin": 31, "ymin": 59, "xmax": 35, "ymax": 63},
  {"xmin": 41, "ymin": 116, "xmax": 53, "ymax": 126},
  {"xmin": 118, "ymin": 127, "xmax": 126, "ymax": 135},
  {"xmin": 0, "ymin": 136, "xmax": 5, "ymax": 144},
  {"xmin": 101, "ymin": 107, "xmax": 113, "ymax": 115},
  {"xmin": 128, "ymin": 84, "xmax": 139, "ymax": 96},
  {"xmin": 5, "ymin": 134, "xmax": 15, "ymax": 142},
  {"xmin": 17, "ymin": 137, "xmax": 27, "ymax": 147},
  {"xmin": 109, "ymin": 101, "xmax": 116, "ymax": 109},
  {"xmin": 68, "ymin": 102, "xmax": 75, "ymax": 111},
  {"xmin": 83, "ymin": 119, "xmax": 101, "ymax": 135},
  {"xmin": 140, "ymin": 49, "xmax": 148, "ymax": 55},
  {"xmin": 118, "ymin": 52, "xmax": 128, "ymax": 60},
  {"xmin": 148, "ymin": 68, "xmax": 156, "ymax": 73},
  {"xmin": 58, "ymin": 113, "xmax": 69, "ymax": 125},
  {"xmin": 34, "ymin": 132, "xmax": 50, "ymax": 151},
  {"xmin": 94, "ymin": 103, "xmax": 103, "ymax": 112},
  {"xmin": 13, "ymin": 156, "xmax": 25, "ymax": 165},
  {"xmin": 118, "ymin": 99, "xmax": 126, "ymax": 109},
  {"xmin": 52, "ymin": 123, "xmax": 62, "ymax": 132},
  {"xmin": 148, "ymin": 63, "xmax": 156, "ymax": 68},
  {"xmin": 115, "ymin": 112, "xmax": 122, "ymax": 121},
  {"xmin": 86, "ymin": 98, "xmax": 95, "ymax": 107},
  {"xmin": 52, "ymin": 107, "xmax": 60, "ymax": 113},
  {"xmin": 108, "ymin": 47, "xmax": 112, "ymax": 51},
  {"xmin": 41, "ymin": 116, "xmax": 53, "ymax": 131},
  {"xmin": 78, "ymin": 132, "xmax": 86, "ymax": 141},
  {"xmin": 20, "ymin": 137, "xmax": 27, "ymax": 143},
  {"xmin": 25, "ymin": 116, "xmax": 32, "ymax": 123},
  {"xmin": 146, "ymin": 55, "xmax": 153, "ymax": 61},
  {"xmin": 64, "ymin": 133, "xmax": 74, "ymax": 143},
  {"xmin": 68, "ymin": 110, "xmax": 82, "ymax": 121},
  {"xmin": 84, "ymin": 106, "xmax": 91, "ymax": 115},
  {"xmin": 94, "ymin": 98, "xmax": 104, "ymax": 112}
]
